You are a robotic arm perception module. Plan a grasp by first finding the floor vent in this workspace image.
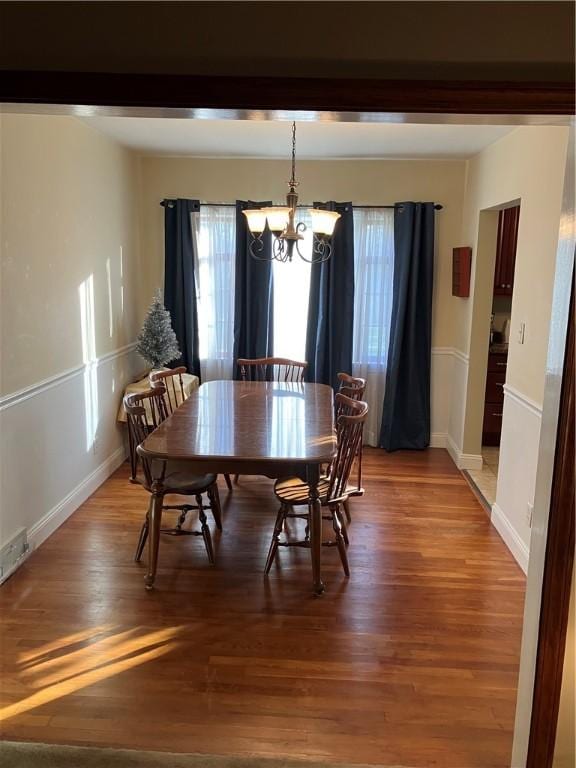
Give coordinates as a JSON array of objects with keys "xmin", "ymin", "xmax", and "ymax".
[{"xmin": 0, "ymin": 528, "xmax": 30, "ymax": 585}]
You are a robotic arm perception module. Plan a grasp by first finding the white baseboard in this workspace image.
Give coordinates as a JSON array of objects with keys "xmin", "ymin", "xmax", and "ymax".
[
  {"xmin": 28, "ymin": 445, "xmax": 128, "ymax": 553},
  {"xmin": 459, "ymin": 452, "xmax": 484, "ymax": 471},
  {"xmin": 491, "ymin": 502, "xmax": 529, "ymax": 573},
  {"xmin": 429, "ymin": 432, "xmax": 447, "ymax": 448},
  {"xmin": 445, "ymin": 434, "xmax": 483, "ymax": 470}
]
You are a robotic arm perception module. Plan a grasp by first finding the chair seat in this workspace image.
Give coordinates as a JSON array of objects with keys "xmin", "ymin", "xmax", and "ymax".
[
  {"xmin": 274, "ymin": 476, "xmax": 331, "ymax": 505},
  {"xmin": 137, "ymin": 463, "xmax": 217, "ymax": 494}
]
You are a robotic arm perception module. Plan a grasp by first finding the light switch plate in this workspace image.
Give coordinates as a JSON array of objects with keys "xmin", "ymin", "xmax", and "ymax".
[{"xmin": 518, "ymin": 321, "xmax": 526, "ymax": 344}]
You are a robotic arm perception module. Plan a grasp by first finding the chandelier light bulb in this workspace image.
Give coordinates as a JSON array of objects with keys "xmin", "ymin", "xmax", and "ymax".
[
  {"xmin": 242, "ymin": 209, "xmax": 267, "ymax": 234},
  {"xmin": 264, "ymin": 206, "xmax": 291, "ymax": 234},
  {"xmin": 309, "ymin": 208, "xmax": 341, "ymax": 237}
]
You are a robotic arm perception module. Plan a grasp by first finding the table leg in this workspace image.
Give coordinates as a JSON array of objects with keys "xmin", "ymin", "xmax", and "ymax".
[
  {"xmin": 145, "ymin": 484, "xmax": 164, "ymax": 590},
  {"xmin": 128, "ymin": 426, "xmax": 138, "ymax": 482},
  {"xmin": 307, "ymin": 464, "xmax": 325, "ymax": 595}
]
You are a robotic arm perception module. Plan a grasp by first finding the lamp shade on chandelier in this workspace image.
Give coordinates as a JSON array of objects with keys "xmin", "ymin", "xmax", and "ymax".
[{"xmin": 243, "ymin": 122, "xmax": 340, "ymax": 263}]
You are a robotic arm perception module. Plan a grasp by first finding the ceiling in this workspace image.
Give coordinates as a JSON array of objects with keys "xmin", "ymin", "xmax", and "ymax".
[{"xmin": 81, "ymin": 118, "xmax": 514, "ymax": 160}]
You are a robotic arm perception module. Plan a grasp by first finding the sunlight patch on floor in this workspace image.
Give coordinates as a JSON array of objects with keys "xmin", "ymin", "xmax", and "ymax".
[{"xmin": 1, "ymin": 626, "xmax": 182, "ymax": 723}]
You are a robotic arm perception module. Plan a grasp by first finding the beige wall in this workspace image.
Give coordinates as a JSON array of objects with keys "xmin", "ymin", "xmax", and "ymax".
[
  {"xmin": 0, "ymin": 113, "xmax": 144, "ymax": 555},
  {"xmin": 139, "ymin": 156, "xmax": 466, "ymax": 348},
  {"xmin": 455, "ymin": 126, "xmax": 569, "ymax": 453},
  {"xmin": 0, "ymin": 114, "xmax": 142, "ymax": 396},
  {"xmin": 446, "ymin": 126, "xmax": 569, "ymax": 573}
]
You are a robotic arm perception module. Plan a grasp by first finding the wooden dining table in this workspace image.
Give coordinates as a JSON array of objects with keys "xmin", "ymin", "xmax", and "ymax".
[{"xmin": 138, "ymin": 379, "xmax": 337, "ymax": 594}]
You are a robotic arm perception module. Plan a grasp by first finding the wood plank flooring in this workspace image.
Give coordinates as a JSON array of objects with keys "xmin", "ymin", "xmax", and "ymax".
[{"xmin": 0, "ymin": 449, "xmax": 525, "ymax": 767}]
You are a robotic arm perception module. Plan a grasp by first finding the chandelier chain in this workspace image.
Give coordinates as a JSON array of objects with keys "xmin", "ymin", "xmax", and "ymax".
[{"xmin": 290, "ymin": 121, "xmax": 297, "ymax": 187}]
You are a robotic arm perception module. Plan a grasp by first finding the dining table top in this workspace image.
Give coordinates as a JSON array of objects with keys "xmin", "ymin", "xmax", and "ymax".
[{"xmin": 139, "ymin": 379, "xmax": 337, "ymax": 466}]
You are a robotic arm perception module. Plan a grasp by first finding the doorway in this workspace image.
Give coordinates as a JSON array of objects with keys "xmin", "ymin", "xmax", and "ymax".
[
  {"xmin": 467, "ymin": 204, "xmax": 520, "ymax": 508},
  {"xmin": 0, "ymin": 69, "xmax": 573, "ymax": 768}
]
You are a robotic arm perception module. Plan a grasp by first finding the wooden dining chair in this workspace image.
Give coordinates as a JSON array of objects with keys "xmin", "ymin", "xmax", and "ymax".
[
  {"xmin": 234, "ymin": 357, "xmax": 308, "ymax": 483},
  {"xmin": 237, "ymin": 357, "xmax": 307, "ymax": 383},
  {"xmin": 337, "ymin": 372, "xmax": 366, "ymax": 393},
  {"xmin": 150, "ymin": 367, "xmax": 233, "ymax": 492},
  {"xmin": 124, "ymin": 387, "xmax": 222, "ymax": 569},
  {"xmin": 265, "ymin": 394, "xmax": 369, "ymax": 578},
  {"xmin": 149, "ymin": 366, "xmax": 187, "ymax": 412},
  {"xmin": 336, "ymin": 373, "xmax": 367, "ymax": 521}
]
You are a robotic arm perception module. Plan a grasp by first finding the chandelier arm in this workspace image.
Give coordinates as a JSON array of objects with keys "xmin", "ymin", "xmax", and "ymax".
[
  {"xmin": 312, "ymin": 235, "xmax": 332, "ymax": 264},
  {"xmin": 249, "ymin": 233, "xmax": 274, "ymax": 261},
  {"xmin": 273, "ymin": 235, "xmax": 289, "ymax": 263},
  {"xmin": 315, "ymin": 238, "xmax": 332, "ymax": 263}
]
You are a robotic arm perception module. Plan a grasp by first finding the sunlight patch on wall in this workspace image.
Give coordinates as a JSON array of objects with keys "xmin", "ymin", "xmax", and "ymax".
[
  {"xmin": 106, "ymin": 257, "xmax": 114, "ymax": 338},
  {"xmin": 79, "ymin": 274, "xmax": 99, "ymax": 452},
  {"xmin": 119, "ymin": 246, "xmax": 125, "ymax": 317}
]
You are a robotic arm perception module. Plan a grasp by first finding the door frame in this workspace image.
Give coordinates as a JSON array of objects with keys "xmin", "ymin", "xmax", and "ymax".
[
  {"xmin": 526, "ymin": 282, "xmax": 574, "ymax": 768},
  {"xmin": 1, "ymin": 72, "xmax": 574, "ymax": 768},
  {"xmin": 512, "ymin": 133, "xmax": 575, "ymax": 767},
  {"xmin": 0, "ymin": 71, "xmax": 573, "ymax": 116}
]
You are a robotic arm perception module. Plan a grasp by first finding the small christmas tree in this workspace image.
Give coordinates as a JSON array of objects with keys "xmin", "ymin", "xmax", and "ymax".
[{"xmin": 136, "ymin": 290, "xmax": 181, "ymax": 369}]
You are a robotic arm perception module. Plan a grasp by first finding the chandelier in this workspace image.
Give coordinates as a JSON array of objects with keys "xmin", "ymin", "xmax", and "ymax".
[{"xmin": 242, "ymin": 122, "xmax": 340, "ymax": 263}]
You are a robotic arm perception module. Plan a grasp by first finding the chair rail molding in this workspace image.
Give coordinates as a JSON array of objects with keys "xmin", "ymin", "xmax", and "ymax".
[
  {"xmin": 503, "ymin": 383, "xmax": 544, "ymax": 419},
  {"xmin": 451, "ymin": 347, "xmax": 470, "ymax": 366},
  {"xmin": 431, "ymin": 347, "xmax": 470, "ymax": 454},
  {"xmin": 487, "ymin": 383, "xmax": 544, "ymax": 573},
  {"xmin": 0, "ymin": 342, "xmax": 139, "ymax": 411}
]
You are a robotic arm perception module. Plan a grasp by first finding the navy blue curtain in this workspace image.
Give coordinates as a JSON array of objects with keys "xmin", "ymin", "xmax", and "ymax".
[
  {"xmin": 305, "ymin": 202, "xmax": 354, "ymax": 392},
  {"xmin": 233, "ymin": 201, "xmax": 274, "ymax": 378},
  {"xmin": 162, "ymin": 198, "xmax": 201, "ymax": 378},
  {"xmin": 380, "ymin": 202, "xmax": 435, "ymax": 451}
]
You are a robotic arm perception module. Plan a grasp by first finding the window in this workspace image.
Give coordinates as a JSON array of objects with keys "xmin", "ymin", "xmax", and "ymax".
[
  {"xmin": 352, "ymin": 207, "xmax": 395, "ymax": 445},
  {"xmin": 195, "ymin": 205, "xmax": 236, "ymax": 381},
  {"xmin": 352, "ymin": 208, "xmax": 394, "ymax": 367},
  {"xmin": 194, "ymin": 205, "xmax": 395, "ymax": 439},
  {"xmin": 272, "ymin": 210, "xmax": 312, "ymax": 362}
]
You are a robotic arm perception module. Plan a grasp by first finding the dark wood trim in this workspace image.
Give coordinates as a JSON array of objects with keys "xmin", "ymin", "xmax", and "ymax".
[
  {"xmin": 0, "ymin": 71, "xmax": 574, "ymax": 115},
  {"xmin": 527, "ymin": 281, "xmax": 575, "ymax": 768}
]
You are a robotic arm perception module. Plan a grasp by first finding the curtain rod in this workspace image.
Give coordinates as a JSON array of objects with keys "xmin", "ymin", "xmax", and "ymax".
[{"xmin": 161, "ymin": 202, "xmax": 443, "ymax": 211}]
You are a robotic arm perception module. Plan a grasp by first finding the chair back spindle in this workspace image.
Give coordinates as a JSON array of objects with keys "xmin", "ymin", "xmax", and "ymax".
[
  {"xmin": 150, "ymin": 367, "xmax": 187, "ymax": 414},
  {"xmin": 337, "ymin": 372, "xmax": 366, "ymax": 394},
  {"xmin": 237, "ymin": 357, "xmax": 307, "ymax": 383}
]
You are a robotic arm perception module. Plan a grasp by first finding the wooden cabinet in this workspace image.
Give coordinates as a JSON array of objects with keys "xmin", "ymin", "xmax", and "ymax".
[
  {"xmin": 452, "ymin": 246, "xmax": 472, "ymax": 297},
  {"xmin": 482, "ymin": 352, "xmax": 507, "ymax": 445},
  {"xmin": 494, "ymin": 206, "xmax": 520, "ymax": 296}
]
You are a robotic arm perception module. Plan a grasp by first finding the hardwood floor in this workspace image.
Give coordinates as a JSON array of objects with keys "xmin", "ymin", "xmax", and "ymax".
[{"xmin": 0, "ymin": 448, "xmax": 525, "ymax": 767}]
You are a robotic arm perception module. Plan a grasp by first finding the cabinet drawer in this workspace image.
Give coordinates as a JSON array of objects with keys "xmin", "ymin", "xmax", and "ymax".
[
  {"xmin": 483, "ymin": 407, "xmax": 503, "ymax": 435},
  {"xmin": 488, "ymin": 353, "xmax": 508, "ymax": 372},
  {"xmin": 485, "ymin": 372, "xmax": 505, "ymax": 404}
]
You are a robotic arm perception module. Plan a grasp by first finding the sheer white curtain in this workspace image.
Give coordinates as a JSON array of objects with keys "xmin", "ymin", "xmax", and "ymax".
[
  {"xmin": 352, "ymin": 208, "xmax": 395, "ymax": 446},
  {"xmin": 273, "ymin": 210, "xmax": 312, "ymax": 362},
  {"xmin": 195, "ymin": 205, "xmax": 236, "ymax": 381}
]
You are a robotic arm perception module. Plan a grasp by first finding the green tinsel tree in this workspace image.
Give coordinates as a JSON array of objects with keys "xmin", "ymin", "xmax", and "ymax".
[{"xmin": 136, "ymin": 290, "xmax": 181, "ymax": 368}]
